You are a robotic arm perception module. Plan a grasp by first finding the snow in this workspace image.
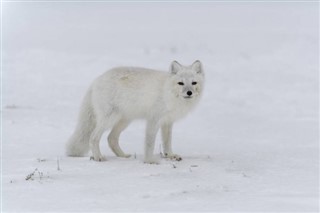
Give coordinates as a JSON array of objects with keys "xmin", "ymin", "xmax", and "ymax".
[{"xmin": 2, "ymin": 2, "xmax": 319, "ymax": 212}]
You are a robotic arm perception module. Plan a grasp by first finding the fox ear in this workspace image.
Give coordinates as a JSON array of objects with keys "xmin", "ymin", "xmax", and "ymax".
[
  {"xmin": 170, "ymin": 60, "xmax": 182, "ymax": 74},
  {"xmin": 191, "ymin": 60, "xmax": 202, "ymax": 74}
]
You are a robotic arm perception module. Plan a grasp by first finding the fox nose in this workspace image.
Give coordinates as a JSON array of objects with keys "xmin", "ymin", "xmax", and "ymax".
[{"xmin": 187, "ymin": 91, "xmax": 192, "ymax": 96}]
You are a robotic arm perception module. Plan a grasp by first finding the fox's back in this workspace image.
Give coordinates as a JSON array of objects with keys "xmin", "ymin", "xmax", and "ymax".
[
  {"xmin": 105, "ymin": 67, "xmax": 166, "ymax": 88},
  {"xmin": 91, "ymin": 67, "xmax": 169, "ymax": 118}
]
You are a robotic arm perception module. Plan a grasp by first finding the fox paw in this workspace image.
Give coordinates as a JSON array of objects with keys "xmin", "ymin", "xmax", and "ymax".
[
  {"xmin": 118, "ymin": 154, "xmax": 131, "ymax": 158},
  {"xmin": 144, "ymin": 157, "xmax": 160, "ymax": 164},
  {"xmin": 164, "ymin": 153, "xmax": 182, "ymax": 161},
  {"xmin": 90, "ymin": 155, "xmax": 107, "ymax": 162}
]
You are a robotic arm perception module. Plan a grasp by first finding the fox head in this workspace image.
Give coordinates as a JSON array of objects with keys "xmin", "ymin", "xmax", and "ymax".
[{"xmin": 169, "ymin": 60, "xmax": 205, "ymax": 101}]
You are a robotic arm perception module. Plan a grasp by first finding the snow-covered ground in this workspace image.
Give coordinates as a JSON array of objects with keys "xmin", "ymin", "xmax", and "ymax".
[{"xmin": 2, "ymin": 2, "xmax": 319, "ymax": 212}]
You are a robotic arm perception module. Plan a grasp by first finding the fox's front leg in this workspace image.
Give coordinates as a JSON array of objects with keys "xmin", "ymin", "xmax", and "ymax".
[
  {"xmin": 144, "ymin": 121, "xmax": 160, "ymax": 164},
  {"xmin": 161, "ymin": 123, "xmax": 182, "ymax": 161}
]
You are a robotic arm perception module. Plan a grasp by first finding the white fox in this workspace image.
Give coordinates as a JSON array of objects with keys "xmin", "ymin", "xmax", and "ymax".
[{"xmin": 66, "ymin": 60, "xmax": 204, "ymax": 164}]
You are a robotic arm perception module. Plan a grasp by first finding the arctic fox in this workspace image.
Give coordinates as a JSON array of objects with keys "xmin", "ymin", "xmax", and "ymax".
[{"xmin": 66, "ymin": 60, "xmax": 204, "ymax": 164}]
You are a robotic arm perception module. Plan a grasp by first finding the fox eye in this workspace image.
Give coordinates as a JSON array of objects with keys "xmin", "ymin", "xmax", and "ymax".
[
  {"xmin": 177, "ymin": 82, "xmax": 184, "ymax": 86},
  {"xmin": 192, "ymin": 82, "xmax": 197, "ymax": 85}
]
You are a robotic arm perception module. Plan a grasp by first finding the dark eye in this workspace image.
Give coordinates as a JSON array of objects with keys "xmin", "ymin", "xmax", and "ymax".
[
  {"xmin": 178, "ymin": 82, "xmax": 184, "ymax": 86},
  {"xmin": 192, "ymin": 82, "xmax": 197, "ymax": 85}
]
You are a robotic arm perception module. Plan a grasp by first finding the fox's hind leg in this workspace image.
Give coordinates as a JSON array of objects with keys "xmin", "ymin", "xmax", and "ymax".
[
  {"xmin": 89, "ymin": 125, "xmax": 107, "ymax": 161},
  {"xmin": 89, "ymin": 108, "xmax": 121, "ymax": 161},
  {"xmin": 108, "ymin": 119, "xmax": 131, "ymax": 158}
]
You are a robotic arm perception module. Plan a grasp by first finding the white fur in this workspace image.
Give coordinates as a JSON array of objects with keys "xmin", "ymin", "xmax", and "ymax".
[{"xmin": 66, "ymin": 60, "xmax": 205, "ymax": 163}]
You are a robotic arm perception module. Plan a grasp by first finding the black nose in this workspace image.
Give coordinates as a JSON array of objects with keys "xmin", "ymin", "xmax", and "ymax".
[{"xmin": 187, "ymin": 91, "xmax": 192, "ymax": 96}]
